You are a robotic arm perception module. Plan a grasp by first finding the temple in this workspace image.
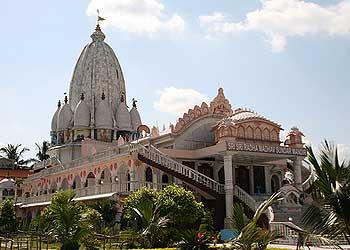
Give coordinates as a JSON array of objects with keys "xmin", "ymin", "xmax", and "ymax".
[{"xmin": 16, "ymin": 24, "xmax": 311, "ymax": 228}]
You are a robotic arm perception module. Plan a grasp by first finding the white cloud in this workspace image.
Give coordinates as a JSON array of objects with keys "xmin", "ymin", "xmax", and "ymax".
[
  {"xmin": 86, "ymin": 0, "xmax": 185, "ymax": 35},
  {"xmin": 199, "ymin": 0, "xmax": 350, "ymax": 51},
  {"xmin": 154, "ymin": 87, "xmax": 208, "ymax": 116}
]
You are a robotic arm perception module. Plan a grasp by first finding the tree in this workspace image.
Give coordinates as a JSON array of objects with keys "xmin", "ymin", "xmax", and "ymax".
[
  {"xmin": 42, "ymin": 190, "xmax": 102, "ymax": 250},
  {"xmin": 302, "ymin": 140, "xmax": 350, "ymax": 244},
  {"xmin": 122, "ymin": 185, "xmax": 206, "ymax": 247},
  {"xmin": 89, "ymin": 199, "xmax": 118, "ymax": 231},
  {"xmin": 0, "ymin": 144, "xmax": 35, "ymax": 168},
  {"xmin": 35, "ymin": 141, "xmax": 50, "ymax": 161},
  {"xmin": 131, "ymin": 198, "xmax": 170, "ymax": 248},
  {"xmin": 157, "ymin": 184, "xmax": 205, "ymax": 228},
  {"xmin": 0, "ymin": 198, "xmax": 16, "ymax": 232},
  {"xmin": 230, "ymin": 192, "xmax": 282, "ymax": 250}
]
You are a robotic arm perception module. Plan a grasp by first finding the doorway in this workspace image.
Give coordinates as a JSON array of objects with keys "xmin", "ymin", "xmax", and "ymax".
[{"xmin": 236, "ymin": 166, "xmax": 250, "ymax": 194}]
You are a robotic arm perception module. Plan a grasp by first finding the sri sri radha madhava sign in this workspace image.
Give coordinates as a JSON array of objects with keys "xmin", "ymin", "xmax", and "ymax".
[{"xmin": 226, "ymin": 142, "xmax": 307, "ymax": 156}]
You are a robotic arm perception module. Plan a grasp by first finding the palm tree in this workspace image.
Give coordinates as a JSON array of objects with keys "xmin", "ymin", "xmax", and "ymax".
[
  {"xmin": 230, "ymin": 192, "xmax": 282, "ymax": 250},
  {"xmin": 35, "ymin": 141, "xmax": 50, "ymax": 161},
  {"xmin": 302, "ymin": 140, "xmax": 350, "ymax": 244},
  {"xmin": 0, "ymin": 144, "xmax": 34, "ymax": 168},
  {"xmin": 131, "ymin": 198, "xmax": 170, "ymax": 247},
  {"xmin": 42, "ymin": 190, "xmax": 102, "ymax": 250}
]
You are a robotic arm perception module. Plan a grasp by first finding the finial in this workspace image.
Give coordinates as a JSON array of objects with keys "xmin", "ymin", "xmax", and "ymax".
[
  {"xmin": 57, "ymin": 100, "xmax": 61, "ymax": 108},
  {"xmin": 91, "ymin": 9, "xmax": 106, "ymax": 42},
  {"xmin": 64, "ymin": 93, "xmax": 68, "ymax": 104},
  {"xmin": 101, "ymin": 91, "xmax": 105, "ymax": 100},
  {"xmin": 80, "ymin": 93, "xmax": 85, "ymax": 100},
  {"xmin": 132, "ymin": 98, "xmax": 137, "ymax": 108}
]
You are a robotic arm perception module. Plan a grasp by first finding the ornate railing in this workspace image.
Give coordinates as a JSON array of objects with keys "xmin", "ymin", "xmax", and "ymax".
[
  {"xmin": 17, "ymin": 181, "xmax": 171, "ymax": 206},
  {"xmin": 234, "ymin": 185, "xmax": 258, "ymax": 211},
  {"xmin": 130, "ymin": 143, "xmax": 225, "ymax": 194}
]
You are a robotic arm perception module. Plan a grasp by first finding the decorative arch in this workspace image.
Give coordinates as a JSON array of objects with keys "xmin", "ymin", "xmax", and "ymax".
[
  {"xmin": 72, "ymin": 175, "xmax": 82, "ymax": 189},
  {"xmin": 162, "ymin": 174, "xmax": 169, "ymax": 184},
  {"xmin": 85, "ymin": 172, "xmax": 96, "ymax": 187},
  {"xmin": 50, "ymin": 180, "xmax": 57, "ymax": 193},
  {"xmin": 100, "ymin": 168, "xmax": 112, "ymax": 184},
  {"xmin": 246, "ymin": 126, "xmax": 254, "ymax": 139},
  {"xmin": 61, "ymin": 178, "xmax": 69, "ymax": 190},
  {"xmin": 145, "ymin": 167, "xmax": 153, "ymax": 183},
  {"xmin": 263, "ymin": 128, "xmax": 270, "ymax": 141},
  {"xmin": 238, "ymin": 126, "xmax": 245, "ymax": 138},
  {"xmin": 271, "ymin": 130, "xmax": 279, "ymax": 141},
  {"xmin": 254, "ymin": 127, "xmax": 262, "ymax": 140}
]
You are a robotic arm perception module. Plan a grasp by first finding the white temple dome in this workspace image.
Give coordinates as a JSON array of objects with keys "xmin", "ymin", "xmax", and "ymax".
[
  {"xmin": 69, "ymin": 24, "xmax": 126, "ymax": 124},
  {"xmin": 51, "ymin": 100, "xmax": 61, "ymax": 131},
  {"xmin": 116, "ymin": 98, "xmax": 133, "ymax": 131},
  {"xmin": 74, "ymin": 94, "xmax": 90, "ymax": 128},
  {"xmin": 95, "ymin": 93, "xmax": 114, "ymax": 129},
  {"xmin": 57, "ymin": 97, "xmax": 74, "ymax": 130},
  {"xmin": 130, "ymin": 100, "xmax": 142, "ymax": 131}
]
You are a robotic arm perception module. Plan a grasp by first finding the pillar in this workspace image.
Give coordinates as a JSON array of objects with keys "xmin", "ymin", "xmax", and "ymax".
[
  {"xmin": 153, "ymin": 172, "xmax": 158, "ymax": 190},
  {"xmin": 265, "ymin": 166, "xmax": 271, "ymax": 194},
  {"xmin": 249, "ymin": 166, "xmax": 254, "ymax": 195},
  {"xmin": 130, "ymin": 162, "xmax": 136, "ymax": 192},
  {"xmin": 294, "ymin": 158, "xmax": 303, "ymax": 189},
  {"xmin": 224, "ymin": 155, "xmax": 234, "ymax": 228}
]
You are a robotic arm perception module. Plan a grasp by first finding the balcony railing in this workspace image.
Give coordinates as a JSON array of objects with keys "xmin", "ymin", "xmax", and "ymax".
[{"xmin": 17, "ymin": 181, "xmax": 170, "ymax": 206}]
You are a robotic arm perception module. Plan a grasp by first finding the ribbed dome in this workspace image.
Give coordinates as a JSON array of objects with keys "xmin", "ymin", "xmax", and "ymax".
[
  {"xmin": 74, "ymin": 94, "xmax": 90, "ymax": 128},
  {"xmin": 57, "ymin": 98, "xmax": 74, "ymax": 130},
  {"xmin": 130, "ymin": 107, "xmax": 141, "ymax": 131},
  {"xmin": 51, "ymin": 101, "xmax": 61, "ymax": 131},
  {"xmin": 216, "ymin": 108, "xmax": 280, "ymax": 128},
  {"xmin": 95, "ymin": 94, "xmax": 114, "ymax": 129},
  {"xmin": 116, "ymin": 101, "xmax": 133, "ymax": 131},
  {"xmin": 69, "ymin": 24, "xmax": 126, "ymax": 125}
]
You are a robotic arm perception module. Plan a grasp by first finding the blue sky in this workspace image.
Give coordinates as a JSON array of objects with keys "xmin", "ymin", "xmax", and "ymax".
[{"xmin": 0, "ymin": 0, "xmax": 349, "ymax": 160}]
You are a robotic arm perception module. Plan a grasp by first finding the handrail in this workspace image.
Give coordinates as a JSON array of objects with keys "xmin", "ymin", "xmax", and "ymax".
[
  {"xmin": 130, "ymin": 143, "xmax": 225, "ymax": 194},
  {"xmin": 234, "ymin": 185, "xmax": 257, "ymax": 211}
]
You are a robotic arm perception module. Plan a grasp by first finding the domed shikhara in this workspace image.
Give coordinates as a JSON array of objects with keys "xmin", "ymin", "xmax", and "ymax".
[
  {"xmin": 116, "ymin": 99, "xmax": 133, "ymax": 131},
  {"xmin": 95, "ymin": 93, "xmax": 114, "ymax": 129},
  {"xmin": 69, "ymin": 24, "xmax": 126, "ymax": 125},
  {"xmin": 51, "ymin": 100, "xmax": 61, "ymax": 132},
  {"xmin": 57, "ymin": 97, "xmax": 74, "ymax": 130},
  {"xmin": 130, "ymin": 99, "xmax": 142, "ymax": 131},
  {"xmin": 49, "ymin": 24, "xmax": 143, "ymax": 146},
  {"xmin": 73, "ymin": 94, "xmax": 90, "ymax": 128}
]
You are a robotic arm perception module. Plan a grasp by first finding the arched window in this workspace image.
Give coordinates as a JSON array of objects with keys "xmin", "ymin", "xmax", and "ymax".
[
  {"xmin": 238, "ymin": 126, "xmax": 245, "ymax": 138},
  {"xmin": 255, "ymin": 128, "xmax": 262, "ymax": 140},
  {"xmin": 145, "ymin": 167, "xmax": 153, "ymax": 182},
  {"xmin": 263, "ymin": 128, "xmax": 270, "ymax": 141},
  {"xmin": 162, "ymin": 174, "xmax": 169, "ymax": 184},
  {"xmin": 271, "ymin": 130, "xmax": 278, "ymax": 141},
  {"xmin": 246, "ymin": 126, "xmax": 253, "ymax": 139},
  {"xmin": 2, "ymin": 189, "xmax": 8, "ymax": 197}
]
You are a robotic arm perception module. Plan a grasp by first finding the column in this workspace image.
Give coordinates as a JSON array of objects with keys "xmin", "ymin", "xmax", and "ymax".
[
  {"xmin": 224, "ymin": 155, "xmax": 234, "ymax": 228},
  {"xmin": 265, "ymin": 166, "xmax": 271, "ymax": 194},
  {"xmin": 294, "ymin": 158, "xmax": 302, "ymax": 189},
  {"xmin": 153, "ymin": 171, "xmax": 158, "ymax": 190},
  {"xmin": 249, "ymin": 166, "xmax": 254, "ymax": 195}
]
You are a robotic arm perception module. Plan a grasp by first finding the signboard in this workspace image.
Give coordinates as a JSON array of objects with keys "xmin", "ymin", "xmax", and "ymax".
[{"xmin": 226, "ymin": 142, "xmax": 307, "ymax": 156}]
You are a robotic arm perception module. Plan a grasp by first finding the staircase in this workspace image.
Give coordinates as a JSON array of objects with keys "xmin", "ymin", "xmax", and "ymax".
[
  {"xmin": 129, "ymin": 143, "xmax": 260, "ymax": 228},
  {"xmin": 130, "ymin": 143, "xmax": 224, "ymax": 198}
]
